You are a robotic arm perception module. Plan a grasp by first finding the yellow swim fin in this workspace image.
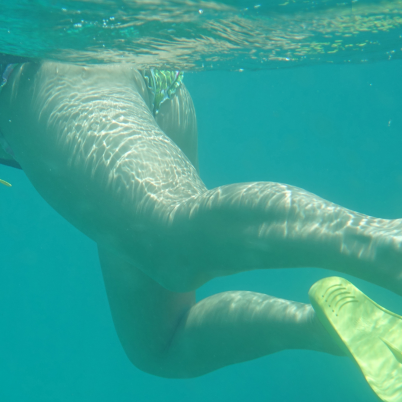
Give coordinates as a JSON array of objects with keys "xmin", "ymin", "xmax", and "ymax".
[
  {"xmin": 0, "ymin": 178, "xmax": 11, "ymax": 187},
  {"xmin": 309, "ymin": 276, "xmax": 402, "ymax": 402}
]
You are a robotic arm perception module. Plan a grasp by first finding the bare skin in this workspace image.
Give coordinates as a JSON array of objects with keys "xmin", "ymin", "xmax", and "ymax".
[{"xmin": 1, "ymin": 61, "xmax": 402, "ymax": 378}]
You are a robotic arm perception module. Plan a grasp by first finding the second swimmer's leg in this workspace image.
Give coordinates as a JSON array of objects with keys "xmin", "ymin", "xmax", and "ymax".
[{"xmin": 99, "ymin": 247, "xmax": 343, "ymax": 379}]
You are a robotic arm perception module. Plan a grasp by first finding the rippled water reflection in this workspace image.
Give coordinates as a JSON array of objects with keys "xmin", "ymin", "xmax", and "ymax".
[{"xmin": 1, "ymin": 0, "xmax": 402, "ymax": 69}]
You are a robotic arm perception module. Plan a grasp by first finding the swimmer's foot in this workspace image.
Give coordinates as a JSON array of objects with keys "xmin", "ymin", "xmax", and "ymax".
[{"xmin": 309, "ymin": 276, "xmax": 402, "ymax": 402}]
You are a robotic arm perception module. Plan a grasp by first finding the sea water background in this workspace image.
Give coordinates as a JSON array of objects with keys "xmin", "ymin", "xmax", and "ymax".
[{"xmin": 1, "ymin": 6, "xmax": 402, "ymax": 401}]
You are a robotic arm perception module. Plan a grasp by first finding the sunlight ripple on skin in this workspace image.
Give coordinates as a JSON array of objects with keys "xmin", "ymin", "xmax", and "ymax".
[{"xmin": 2, "ymin": 61, "xmax": 402, "ymax": 385}]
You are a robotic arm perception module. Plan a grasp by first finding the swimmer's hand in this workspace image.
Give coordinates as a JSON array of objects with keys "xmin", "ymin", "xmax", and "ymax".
[{"xmin": 0, "ymin": 178, "xmax": 11, "ymax": 187}]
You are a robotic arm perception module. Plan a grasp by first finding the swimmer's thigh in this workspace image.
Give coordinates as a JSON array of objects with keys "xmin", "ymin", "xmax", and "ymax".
[{"xmin": 98, "ymin": 246, "xmax": 195, "ymax": 375}]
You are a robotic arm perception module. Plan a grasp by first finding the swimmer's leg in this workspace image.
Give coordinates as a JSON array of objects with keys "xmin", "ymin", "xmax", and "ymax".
[
  {"xmin": 98, "ymin": 247, "xmax": 343, "ymax": 378},
  {"xmin": 5, "ymin": 63, "xmax": 401, "ymax": 295},
  {"xmin": 159, "ymin": 182, "xmax": 402, "ymax": 295}
]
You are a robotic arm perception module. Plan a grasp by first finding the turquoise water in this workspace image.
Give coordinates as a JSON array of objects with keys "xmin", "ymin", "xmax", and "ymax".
[
  {"xmin": 1, "ymin": 1, "xmax": 402, "ymax": 401},
  {"xmin": 1, "ymin": 0, "xmax": 402, "ymax": 69}
]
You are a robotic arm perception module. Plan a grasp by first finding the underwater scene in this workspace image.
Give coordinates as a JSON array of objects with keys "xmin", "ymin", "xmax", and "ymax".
[{"xmin": 1, "ymin": 0, "xmax": 402, "ymax": 401}]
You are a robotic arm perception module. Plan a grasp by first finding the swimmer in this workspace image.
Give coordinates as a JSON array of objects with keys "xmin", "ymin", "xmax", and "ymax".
[{"xmin": 1, "ymin": 61, "xmax": 402, "ymax": 401}]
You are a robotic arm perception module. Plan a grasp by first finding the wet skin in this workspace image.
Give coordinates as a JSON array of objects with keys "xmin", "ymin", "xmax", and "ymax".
[{"xmin": 1, "ymin": 62, "xmax": 402, "ymax": 377}]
